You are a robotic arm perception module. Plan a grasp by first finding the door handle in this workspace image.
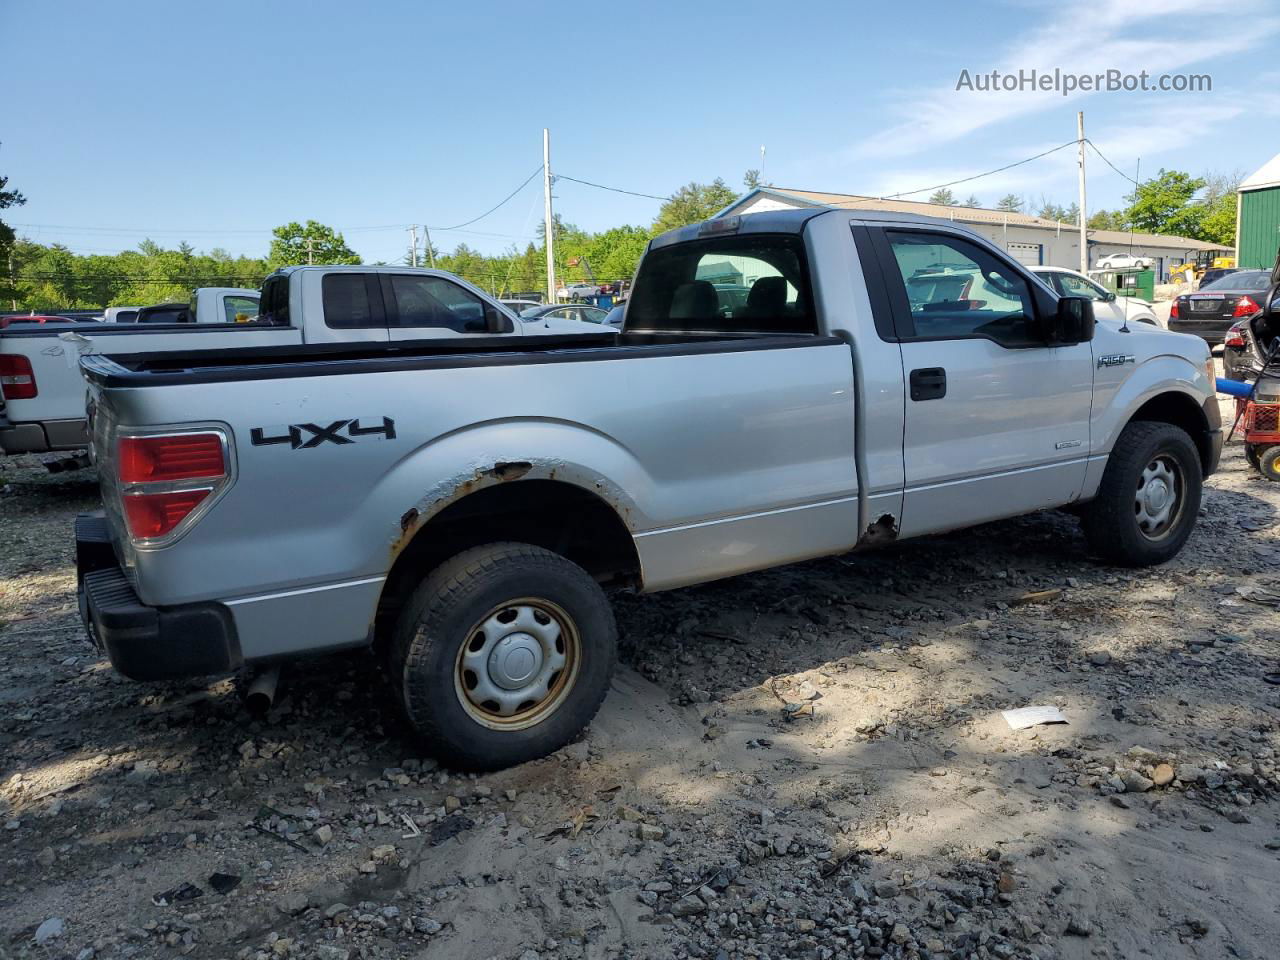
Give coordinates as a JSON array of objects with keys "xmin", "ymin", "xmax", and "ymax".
[{"xmin": 909, "ymin": 367, "xmax": 947, "ymax": 401}]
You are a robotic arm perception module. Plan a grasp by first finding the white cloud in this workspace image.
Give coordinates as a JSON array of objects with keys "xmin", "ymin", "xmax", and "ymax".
[{"xmin": 851, "ymin": 0, "xmax": 1280, "ymax": 160}]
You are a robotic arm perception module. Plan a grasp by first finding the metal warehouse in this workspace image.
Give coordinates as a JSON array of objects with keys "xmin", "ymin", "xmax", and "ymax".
[
  {"xmin": 721, "ymin": 187, "xmax": 1227, "ymax": 281},
  {"xmin": 1237, "ymin": 152, "xmax": 1280, "ymax": 270}
]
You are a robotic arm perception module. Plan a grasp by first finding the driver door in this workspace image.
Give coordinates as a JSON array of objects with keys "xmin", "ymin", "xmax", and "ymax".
[{"xmin": 872, "ymin": 227, "xmax": 1095, "ymax": 538}]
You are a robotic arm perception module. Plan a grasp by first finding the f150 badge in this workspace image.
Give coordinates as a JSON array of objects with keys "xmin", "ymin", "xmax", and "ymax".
[
  {"xmin": 250, "ymin": 416, "xmax": 396, "ymax": 449},
  {"xmin": 1096, "ymin": 354, "xmax": 1135, "ymax": 369}
]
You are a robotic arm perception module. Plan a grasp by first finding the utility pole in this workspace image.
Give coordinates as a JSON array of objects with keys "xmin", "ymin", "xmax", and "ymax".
[
  {"xmin": 1076, "ymin": 111, "xmax": 1088, "ymax": 275},
  {"xmin": 543, "ymin": 127, "xmax": 556, "ymax": 304},
  {"xmin": 407, "ymin": 225, "xmax": 418, "ymax": 268},
  {"xmin": 305, "ymin": 236, "xmax": 315, "ymax": 266},
  {"xmin": 423, "ymin": 225, "xmax": 436, "ymax": 268},
  {"xmin": 1128, "ymin": 159, "xmax": 1139, "ymax": 254},
  {"xmin": 760, "ymin": 145, "xmax": 766, "ymax": 187}
]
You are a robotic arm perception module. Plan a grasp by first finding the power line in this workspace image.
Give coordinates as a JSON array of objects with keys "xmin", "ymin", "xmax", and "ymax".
[
  {"xmin": 826, "ymin": 139, "xmax": 1080, "ymax": 207},
  {"xmin": 1085, "ymin": 139, "xmax": 1141, "ymax": 186},
  {"xmin": 427, "ymin": 166, "xmax": 542, "ymax": 231},
  {"xmin": 555, "ymin": 174, "xmax": 669, "ymax": 202}
]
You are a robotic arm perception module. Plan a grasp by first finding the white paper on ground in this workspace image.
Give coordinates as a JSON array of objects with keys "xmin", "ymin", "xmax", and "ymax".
[{"xmin": 1001, "ymin": 706, "xmax": 1068, "ymax": 730}]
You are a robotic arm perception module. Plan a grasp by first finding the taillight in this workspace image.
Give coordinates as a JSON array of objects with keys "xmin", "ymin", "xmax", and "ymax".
[
  {"xmin": 119, "ymin": 433, "xmax": 225, "ymax": 483},
  {"xmin": 1169, "ymin": 300, "xmax": 1180, "ymax": 319},
  {"xmin": 122, "ymin": 489, "xmax": 212, "ymax": 540},
  {"xmin": 1225, "ymin": 322, "xmax": 1247, "ymax": 349},
  {"xmin": 0, "ymin": 355, "xmax": 37, "ymax": 400},
  {"xmin": 1232, "ymin": 295, "xmax": 1260, "ymax": 318},
  {"xmin": 116, "ymin": 431, "xmax": 229, "ymax": 544}
]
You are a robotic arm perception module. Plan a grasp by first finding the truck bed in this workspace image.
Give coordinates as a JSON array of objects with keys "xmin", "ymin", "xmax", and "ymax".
[{"xmin": 79, "ymin": 331, "xmax": 823, "ymax": 387}]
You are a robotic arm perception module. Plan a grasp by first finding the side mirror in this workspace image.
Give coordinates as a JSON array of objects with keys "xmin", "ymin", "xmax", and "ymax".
[
  {"xmin": 1051, "ymin": 296, "xmax": 1095, "ymax": 344},
  {"xmin": 1104, "ymin": 291, "xmax": 1118, "ymax": 303}
]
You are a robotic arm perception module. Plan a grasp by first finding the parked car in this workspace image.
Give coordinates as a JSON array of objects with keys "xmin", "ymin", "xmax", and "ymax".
[
  {"xmin": 556, "ymin": 282, "xmax": 598, "ymax": 301},
  {"xmin": 1168, "ymin": 270, "xmax": 1274, "ymax": 345},
  {"xmin": 134, "ymin": 302, "xmax": 190, "ymax": 324},
  {"xmin": 520, "ymin": 304, "xmax": 610, "ymax": 324},
  {"xmin": 0, "ymin": 269, "xmax": 578, "ymax": 456},
  {"xmin": 1031, "ymin": 267, "xmax": 1162, "ymax": 328},
  {"xmin": 0, "ymin": 314, "xmax": 78, "ymax": 328},
  {"xmin": 75, "ymin": 208, "xmax": 1219, "ymax": 770},
  {"xmin": 1095, "ymin": 252, "xmax": 1152, "ymax": 270},
  {"xmin": 500, "ymin": 299, "xmax": 542, "ymax": 315},
  {"xmin": 1198, "ymin": 267, "xmax": 1238, "ymax": 289},
  {"xmin": 102, "ymin": 306, "xmax": 144, "ymax": 324}
]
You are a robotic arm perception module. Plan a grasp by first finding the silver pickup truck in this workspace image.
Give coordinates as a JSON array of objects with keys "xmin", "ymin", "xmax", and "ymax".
[
  {"xmin": 1, "ymin": 267, "xmax": 590, "ymax": 456},
  {"xmin": 75, "ymin": 209, "xmax": 1221, "ymax": 770}
]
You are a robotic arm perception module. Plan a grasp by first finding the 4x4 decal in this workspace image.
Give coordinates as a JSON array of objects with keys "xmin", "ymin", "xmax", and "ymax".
[{"xmin": 250, "ymin": 417, "xmax": 396, "ymax": 449}]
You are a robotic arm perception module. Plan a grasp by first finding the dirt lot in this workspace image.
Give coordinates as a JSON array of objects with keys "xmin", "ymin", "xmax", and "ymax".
[{"xmin": 2, "ymin": 396, "xmax": 1278, "ymax": 960}]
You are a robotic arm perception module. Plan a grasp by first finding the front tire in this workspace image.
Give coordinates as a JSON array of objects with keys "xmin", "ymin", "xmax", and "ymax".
[
  {"xmin": 1081, "ymin": 421, "xmax": 1202, "ymax": 566},
  {"xmin": 389, "ymin": 542, "xmax": 616, "ymax": 771}
]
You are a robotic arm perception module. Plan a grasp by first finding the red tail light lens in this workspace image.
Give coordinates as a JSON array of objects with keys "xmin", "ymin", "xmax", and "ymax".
[
  {"xmin": 115, "ymin": 431, "xmax": 230, "ymax": 544},
  {"xmin": 123, "ymin": 489, "xmax": 212, "ymax": 540},
  {"xmin": 1232, "ymin": 295, "xmax": 1260, "ymax": 318},
  {"xmin": 1225, "ymin": 322, "xmax": 1247, "ymax": 349},
  {"xmin": 1169, "ymin": 300, "xmax": 1180, "ymax": 319},
  {"xmin": 119, "ymin": 433, "xmax": 225, "ymax": 483},
  {"xmin": 0, "ymin": 354, "xmax": 37, "ymax": 400}
]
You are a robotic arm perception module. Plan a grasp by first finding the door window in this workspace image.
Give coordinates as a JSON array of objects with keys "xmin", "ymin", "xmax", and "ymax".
[
  {"xmin": 258, "ymin": 278, "xmax": 290, "ymax": 326},
  {"xmin": 885, "ymin": 231, "xmax": 1038, "ymax": 347},
  {"xmin": 224, "ymin": 296, "xmax": 260, "ymax": 323},
  {"xmin": 390, "ymin": 275, "xmax": 493, "ymax": 333}
]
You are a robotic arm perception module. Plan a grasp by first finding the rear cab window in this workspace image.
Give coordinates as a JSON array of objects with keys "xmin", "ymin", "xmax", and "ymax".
[
  {"xmin": 258, "ymin": 277, "xmax": 291, "ymax": 326},
  {"xmin": 627, "ymin": 234, "xmax": 817, "ymax": 335}
]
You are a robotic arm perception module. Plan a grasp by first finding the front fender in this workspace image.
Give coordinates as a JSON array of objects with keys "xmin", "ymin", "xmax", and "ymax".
[{"xmin": 1084, "ymin": 351, "xmax": 1214, "ymax": 498}]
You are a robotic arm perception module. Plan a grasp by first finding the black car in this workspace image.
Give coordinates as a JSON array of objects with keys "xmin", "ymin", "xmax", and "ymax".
[
  {"xmin": 1169, "ymin": 270, "xmax": 1273, "ymax": 345},
  {"xmin": 135, "ymin": 302, "xmax": 191, "ymax": 324},
  {"xmin": 1199, "ymin": 267, "xmax": 1238, "ymax": 288}
]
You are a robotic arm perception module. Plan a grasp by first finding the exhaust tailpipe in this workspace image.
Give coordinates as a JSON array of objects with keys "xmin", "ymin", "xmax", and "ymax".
[{"xmin": 244, "ymin": 665, "xmax": 281, "ymax": 713}]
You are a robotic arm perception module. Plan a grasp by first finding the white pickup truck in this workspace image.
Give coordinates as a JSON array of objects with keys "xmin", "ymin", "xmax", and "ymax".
[
  {"xmin": 0, "ymin": 266, "xmax": 600, "ymax": 455},
  {"xmin": 76, "ymin": 209, "xmax": 1221, "ymax": 771}
]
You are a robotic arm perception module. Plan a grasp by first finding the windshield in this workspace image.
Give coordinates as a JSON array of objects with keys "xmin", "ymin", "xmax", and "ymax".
[{"xmin": 1202, "ymin": 270, "xmax": 1269, "ymax": 291}]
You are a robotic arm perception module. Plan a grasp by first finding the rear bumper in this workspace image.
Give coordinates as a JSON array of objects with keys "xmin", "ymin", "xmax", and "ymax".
[
  {"xmin": 0, "ymin": 417, "xmax": 88, "ymax": 454},
  {"xmin": 76, "ymin": 513, "xmax": 243, "ymax": 680},
  {"xmin": 1168, "ymin": 319, "xmax": 1231, "ymax": 344}
]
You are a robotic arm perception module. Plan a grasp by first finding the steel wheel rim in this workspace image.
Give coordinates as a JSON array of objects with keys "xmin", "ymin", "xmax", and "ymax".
[
  {"xmin": 453, "ymin": 597, "xmax": 580, "ymax": 731},
  {"xmin": 1134, "ymin": 454, "xmax": 1184, "ymax": 540}
]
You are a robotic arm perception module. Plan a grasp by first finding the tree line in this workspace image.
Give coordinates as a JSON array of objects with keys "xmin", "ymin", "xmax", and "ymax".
[
  {"xmin": 925, "ymin": 168, "xmax": 1239, "ymax": 245},
  {"xmin": 0, "ymin": 164, "xmax": 1239, "ymax": 311}
]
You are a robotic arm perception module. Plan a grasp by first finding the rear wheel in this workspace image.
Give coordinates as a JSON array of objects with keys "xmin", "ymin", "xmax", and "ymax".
[
  {"xmin": 1081, "ymin": 421, "xmax": 1202, "ymax": 566},
  {"xmin": 389, "ymin": 542, "xmax": 616, "ymax": 771}
]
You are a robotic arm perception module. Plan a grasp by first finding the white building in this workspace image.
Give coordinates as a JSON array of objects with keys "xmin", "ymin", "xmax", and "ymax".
[{"xmin": 719, "ymin": 188, "xmax": 1229, "ymax": 281}]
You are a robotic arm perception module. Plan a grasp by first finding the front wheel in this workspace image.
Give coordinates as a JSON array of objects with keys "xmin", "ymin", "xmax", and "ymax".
[
  {"xmin": 1080, "ymin": 421, "xmax": 1202, "ymax": 566},
  {"xmin": 389, "ymin": 542, "xmax": 616, "ymax": 771}
]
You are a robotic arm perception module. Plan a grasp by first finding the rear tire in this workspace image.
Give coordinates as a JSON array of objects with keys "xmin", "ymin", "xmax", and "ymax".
[
  {"xmin": 389, "ymin": 542, "xmax": 616, "ymax": 771},
  {"xmin": 1081, "ymin": 421, "xmax": 1202, "ymax": 566}
]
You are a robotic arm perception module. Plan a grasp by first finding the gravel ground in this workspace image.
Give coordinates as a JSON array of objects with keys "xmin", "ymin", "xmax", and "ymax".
[{"xmin": 2, "ymin": 393, "xmax": 1278, "ymax": 960}]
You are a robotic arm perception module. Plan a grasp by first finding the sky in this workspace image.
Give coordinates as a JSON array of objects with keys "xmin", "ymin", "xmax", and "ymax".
[{"xmin": 3, "ymin": 0, "xmax": 1279, "ymax": 262}]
